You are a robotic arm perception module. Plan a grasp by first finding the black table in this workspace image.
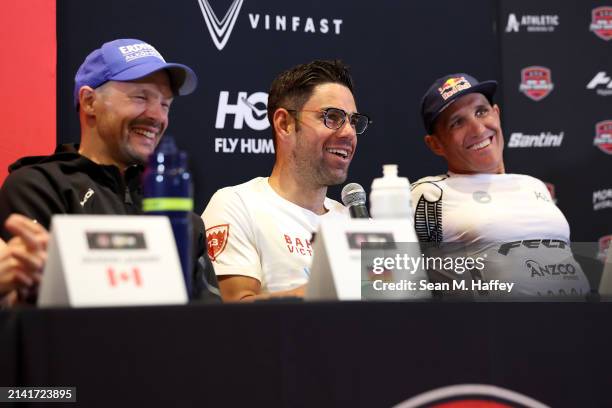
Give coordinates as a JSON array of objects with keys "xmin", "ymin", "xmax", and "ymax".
[{"xmin": 1, "ymin": 301, "xmax": 611, "ymax": 407}]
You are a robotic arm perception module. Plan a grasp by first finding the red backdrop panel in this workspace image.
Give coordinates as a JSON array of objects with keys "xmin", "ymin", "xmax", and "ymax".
[{"xmin": 0, "ymin": 0, "xmax": 56, "ymax": 183}]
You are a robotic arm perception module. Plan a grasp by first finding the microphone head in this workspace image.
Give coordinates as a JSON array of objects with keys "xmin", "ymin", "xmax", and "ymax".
[{"xmin": 341, "ymin": 183, "xmax": 367, "ymax": 207}]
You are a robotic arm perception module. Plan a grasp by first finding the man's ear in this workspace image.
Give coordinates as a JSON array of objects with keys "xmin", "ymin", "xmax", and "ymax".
[
  {"xmin": 78, "ymin": 86, "xmax": 97, "ymax": 115},
  {"xmin": 492, "ymin": 103, "xmax": 501, "ymax": 117},
  {"xmin": 272, "ymin": 108, "xmax": 295, "ymax": 146},
  {"xmin": 424, "ymin": 134, "xmax": 446, "ymax": 157}
]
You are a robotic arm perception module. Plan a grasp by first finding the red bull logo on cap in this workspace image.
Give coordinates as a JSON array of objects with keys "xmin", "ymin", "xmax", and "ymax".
[{"xmin": 438, "ymin": 76, "xmax": 472, "ymax": 100}]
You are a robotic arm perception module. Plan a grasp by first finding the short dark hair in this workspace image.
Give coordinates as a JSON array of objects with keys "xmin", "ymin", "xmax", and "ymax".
[{"xmin": 267, "ymin": 60, "xmax": 354, "ymax": 147}]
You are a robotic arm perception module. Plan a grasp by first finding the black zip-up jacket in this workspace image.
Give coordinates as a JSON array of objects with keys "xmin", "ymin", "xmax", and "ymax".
[{"xmin": 0, "ymin": 144, "xmax": 220, "ymax": 303}]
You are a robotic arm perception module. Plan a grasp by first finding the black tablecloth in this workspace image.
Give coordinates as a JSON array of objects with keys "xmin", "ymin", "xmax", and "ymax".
[{"xmin": 1, "ymin": 302, "xmax": 611, "ymax": 407}]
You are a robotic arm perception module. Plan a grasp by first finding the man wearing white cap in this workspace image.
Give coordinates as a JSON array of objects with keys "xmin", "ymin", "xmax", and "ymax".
[{"xmin": 0, "ymin": 38, "xmax": 219, "ymax": 303}]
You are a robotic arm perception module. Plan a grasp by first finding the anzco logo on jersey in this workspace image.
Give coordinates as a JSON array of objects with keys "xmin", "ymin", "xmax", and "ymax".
[
  {"xmin": 519, "ymin": 66, "xmax": 554, "ymax": 101},
  {"xmin": 598, "ymin": 235, "xmax": 612, "ymax": 262},
  {"xmin": 393, "ymin": 384, "xmax": 548, "ymax": 408},
  {"xmin": 590, "ymin": 6, "xmax": 612, "ymax": 41},
  {"xmin": 594, "ymin": 120, "xmax": 612, "ymax": 155},
  {"xmin": 525, "ymin": 259, "xmax": 577, "ymax": 279}
]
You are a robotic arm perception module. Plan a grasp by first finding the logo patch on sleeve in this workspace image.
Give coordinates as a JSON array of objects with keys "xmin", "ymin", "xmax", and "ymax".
[{"xmin": 206, "ymin": 224, "xmax": 230, "ymax": 261}]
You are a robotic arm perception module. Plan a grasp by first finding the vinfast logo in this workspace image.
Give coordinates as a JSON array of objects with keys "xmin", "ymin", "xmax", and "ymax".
[
  {"xmin": 519, "ymin": 66, "xmax": 554, "ymax": 101},
  {"xmin": 198, "ymin": 0, "xmax": 244, "ymax": 51},
  {"xmin": 198, "ymin": 0, "xmax": 344, "ymax": 51},
  {"xmin": 507, "ymin": 131, "xmax": 564, "ymax": 148},
  {"xmin": 590, "ymin": 6, "xmax": 612, "ymax": 41},
  {"xmin": 587, "ymin": 71, "xmax": 612, "ymax": 96},
  {"xmin": 214, "ymin": 91, "xmax": 274, "ymax": 154},
  {"xmin": 594, "ymin": 120, "xmax": 612, "ymax": 155},
  {"xmin": 505, "ymin": 13, "xmax": 559, "ymax": 32}
]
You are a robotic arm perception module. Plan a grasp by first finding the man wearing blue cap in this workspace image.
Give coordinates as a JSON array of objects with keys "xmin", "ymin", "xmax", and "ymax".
[
  {"xmin": 411, "ymin": 73, "xmax": 590, "ymax": 298},
  {"xmin": 0, "ymin": 39, "xmax": 219, "ymax": 303}
]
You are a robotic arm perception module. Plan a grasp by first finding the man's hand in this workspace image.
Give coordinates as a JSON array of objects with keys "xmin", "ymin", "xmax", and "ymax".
[{"xmin": 0, "ymin": 214, "xmax": 49, "ymax": 304}]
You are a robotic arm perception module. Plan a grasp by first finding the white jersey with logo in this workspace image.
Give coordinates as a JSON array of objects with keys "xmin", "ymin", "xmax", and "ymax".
[
  {"xmin": 202, "ymin": 177, "xmax": 348, "ymax": 293},
  {"xmin": 410, "ymin": 172, "xmax": 590, "ymax": 297}
]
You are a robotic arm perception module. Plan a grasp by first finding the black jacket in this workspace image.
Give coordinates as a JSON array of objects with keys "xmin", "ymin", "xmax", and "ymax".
[{"xmin": 0, "ymin": 144, "xmax": 220, "ymax": 302}]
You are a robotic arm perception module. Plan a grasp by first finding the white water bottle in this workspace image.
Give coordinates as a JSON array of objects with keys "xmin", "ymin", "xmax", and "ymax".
[{"xmin": 370, "ymin": 164, "xmax": 412, "ymax": 219}]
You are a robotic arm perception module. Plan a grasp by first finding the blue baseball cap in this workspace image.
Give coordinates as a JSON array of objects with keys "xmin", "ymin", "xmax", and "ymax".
[
  {"xmin": 421, "ymin": 73, "xmax": 497, "ymax": 134},
  {"xmin": 74, "ymin": 38, "xmax": 198, "ymax": 107}
]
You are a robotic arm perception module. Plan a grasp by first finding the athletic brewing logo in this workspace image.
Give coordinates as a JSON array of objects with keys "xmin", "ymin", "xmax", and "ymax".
[
  {"xmin": 198, "ymin": 0, "xmax": 343, "ymax": 51},
  {"xmin": 594, "ymin": 120, "xmax": 612, "ymax": 155},
  {"xmin": 519, "ymin": 66, "xmax": 554, "ymax": 101},
  {"xmin": 505, "ymin": 13, "xmax": 559, "ymax": 33},
  {"xmin": 198, "ymin": 0, "xmax": 244, "ymax": 51},
  {"xmin": 206, "ymin": 224, "xmax": 229, "ymax": 261},
  {"xmin": 590, "ymin": 6, "xmax": 612, "ymax": 41}
]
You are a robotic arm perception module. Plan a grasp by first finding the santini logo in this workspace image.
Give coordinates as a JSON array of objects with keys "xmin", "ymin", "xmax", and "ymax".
[
  {"xmin": 198, "ymin": 0, "xmax": 343, "ymax": 51},
  {"xmin": 507, "ymin": 131, "xmax": 564, "ymax": 148}
]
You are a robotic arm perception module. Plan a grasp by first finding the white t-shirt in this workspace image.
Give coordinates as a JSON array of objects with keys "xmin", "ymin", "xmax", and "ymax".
[
  {"xmin": 202, "ymin": 177, "xmax": 348, "ymax": 293},
  {"xmin": 410, "ymin": 173, "xmax": 590, "ymax": 297}
]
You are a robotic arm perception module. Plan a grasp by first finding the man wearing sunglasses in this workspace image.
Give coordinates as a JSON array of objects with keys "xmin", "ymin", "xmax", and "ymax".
[{"xmin": 202, "ymin": 60, "xmax": 370, "ymax": 301}]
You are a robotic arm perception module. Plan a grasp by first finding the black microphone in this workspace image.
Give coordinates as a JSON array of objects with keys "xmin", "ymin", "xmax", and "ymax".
[{"xmin": 341, "ymin": 183, "xmax": 370, "ymax": 219}]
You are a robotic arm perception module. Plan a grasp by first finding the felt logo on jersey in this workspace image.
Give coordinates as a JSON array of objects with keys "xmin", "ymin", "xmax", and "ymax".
[
  {"xmin": 498, "ymin": 239, "xmax": 567, "ymax": 256},
  {"xmin": 438, "ymin": 76, "xmax": 472, "ymax": 101},
  {"xmin": 598, "ymin": 235, "xmax": 612, "ymax": 262},
  {"xmin": 594, "ymin": 120, "xmax": 612, "ymax": 154},
  {"xmin": 206, "ymin": 224, "xmax": 229, "ymax": 261},
  {"xmin": 393, "ymin": 384, "xmax": 547, "ymax": 408},
  {"xmin": 590, "ymin": 6, "xmax": 612, "ymax": 41},
  {"xmin": 544, "ymin": 182, "xmax": 557, "ymax": 204},
  {"xmin": 519, "ymin": 66, "xmax": 554, "ymax": 101}
]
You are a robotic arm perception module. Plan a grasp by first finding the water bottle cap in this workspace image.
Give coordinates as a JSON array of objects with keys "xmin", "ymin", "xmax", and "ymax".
[{"xmin": 383, "ymin": 164, "xmax": 398, "ymax": 177}]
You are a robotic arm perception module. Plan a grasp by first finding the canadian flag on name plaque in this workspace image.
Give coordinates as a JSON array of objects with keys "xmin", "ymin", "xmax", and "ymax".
[{"xmin": 38, "ymin": 215, "xmax": 188, "ymax": 307}]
